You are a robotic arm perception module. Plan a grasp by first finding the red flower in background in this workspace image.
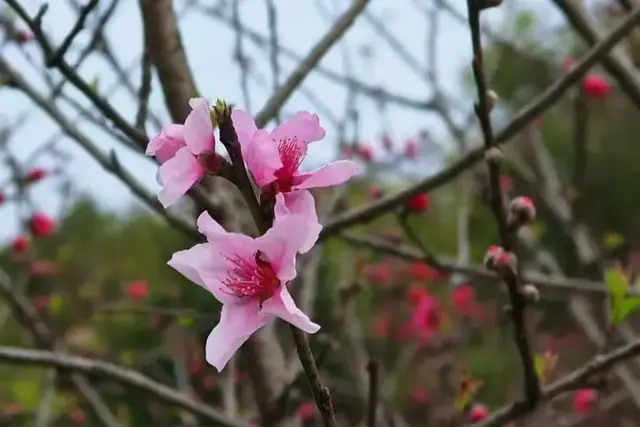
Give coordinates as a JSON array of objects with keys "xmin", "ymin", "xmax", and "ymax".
[
  {"xmin": 469, "ymin": 403, "xmax": 488, "ymax": 422},
  {"xmin": 0, "ymin": 191, "xmax": 5, "ymax": 204},
  {"xmin": 573, "ymin": 388, "xmax": 599, "ymax": 415},
  {"xmin": 410, "ymin": 295, "xmax": 441, "ymax": 343},
  {"xmin": 11, "ymin": 235, "xmax": 30, "ymax": 254},
  {"xmin": 5, "ymin": 402, "xmax": 21, "ymax": 415},
  {"xmin": 29, "ymin": 212, "xmax": 56, "ymax": 237},
  {"xmin": 127, "ymin": 280, "xmax": 149, "ymax": 303},
  {"xmin": 202, "ymin": 375, "xmax": 215, "ymax": 390},
  {"xmin": 69, "ymin": 408, "xmax": 86, "ymax": 424},
  {"xmin": 29, "ymin": 259, "xmax": 58, "ymax": 277},
  {"xmin": 372, "ymin": 313, "xmax": 391, "ymax": 338},
  {"xmin": 452, "ymin": 284, "xmax": 476, "ymax": 315},
  {"xmin": 410, "ymin": 387, "xmax": 429, "ymax": 404},
  {"xmin": 357, "ymin": 144, "xmax": 374, "ymax": 162},
  {"xmin": 365, "ymin": 262, "xmax": 391, "ymax": 285},
  {"xmin": 410, "ymin": 262, "xmax": 446, "ymax": 282},
  {"xmin": 395, "ymin": 322, "xmax": 413, "ymax": 341},
  {"xmin": 25, "ymin": 168, "xmax": 46, "ymax": 183},
  {"xmin": 583, "ymin": 74, "xmax": 611, "ymax": 98},
  {"xmin": 297, "ymin": 401, "xmax": 317, "ymax": 421},
  {"xmin": 500, "ymin": 175, "xmax": 514, "ymax": 193},
  {"xmin": 407, "ymin": 193, "xmax": 429, "ymax": 213},
  {"xmin": 32, "ymin": 295, "xmax": 50, "ymax": 310},
  {"xmin": 15, "ymin": 30, "xmax": 34, "ymax": 44},
  {"xmin": 407, "ymin": 285, "xmax": 430, "ymax": 306},
  {"xmin": 368, "ymin": 185, "xmax": 383, "ymax": 200}
]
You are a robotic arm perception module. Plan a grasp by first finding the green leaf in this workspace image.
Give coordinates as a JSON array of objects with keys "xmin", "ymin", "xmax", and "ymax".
[
  {"xmin": 534, "ymin": 354, "xmax": 544, "ymax": 378},
  {"xmin": 89, "ymin": 76, "xmax": 99, "ymax": 92},
  {"xmin": 514, "ymin": 10, "xmax": 536, "ymax": 36},
  {"xmin": 618, "ymin": 297, "xmax": 640, "ymax": 322},
  {"xmin": 603, "ymin": 232, "xmax": 625, "ymax": 251},
  {"xmin": 605, "ymin": 267, "xmax": 628, "ymax": 304}
]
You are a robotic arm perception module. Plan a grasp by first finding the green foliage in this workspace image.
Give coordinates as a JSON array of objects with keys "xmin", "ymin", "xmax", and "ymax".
[{"xmin": 606, "ymin": 266, "xmax": 640, "ymax": 325}]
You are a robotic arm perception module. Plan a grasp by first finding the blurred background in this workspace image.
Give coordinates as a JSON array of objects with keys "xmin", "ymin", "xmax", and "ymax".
[{"xmin": 1, "ymin": 0, "xmax": 640, "ymax": 426}]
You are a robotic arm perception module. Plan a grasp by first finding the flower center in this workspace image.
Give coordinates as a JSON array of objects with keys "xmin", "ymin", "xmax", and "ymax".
[
  {"xmin": 274, "ymin": 136, "xmax": 305, "ymax": 192},
  {"xmin": 223, "ymin": 251, "xmax": 280, "ymax": 305},
  {"xmin": 197, "ymin": 151, "xmax": 221, "ymax": 174}
]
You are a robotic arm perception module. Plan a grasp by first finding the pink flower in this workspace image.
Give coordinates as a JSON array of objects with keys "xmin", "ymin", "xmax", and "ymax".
[
  {"xmin": 30, "ymin": 212, "xmax": 56, "ymax": 237},
  {"xmin": 11, "ymin": 235, "xmax": 30, "ymax": 254},
  {"xmin": 573, "ymin": 388, "xmax": 599, "ymax": 415},
  {"xmin": 146, "ymin": 98, "xmax": 216, "ymax": 207},
  {"xmin": 469, "ymin": 403, "xmax": 488, "ymax": 423},
  {"xmin": 382, "ymin": 134, "xmax": 393, "ymax": 151},
  {"xmin": 407, "ymin": 193, "xmax": 430, "ymax": 213},
  {"xmin": 365, "ymin": 262, "xmax": 391, "ymax": 285},
  {"xmin": 410, "ymin": 262, "xmax": 446, "ymax": 282},
  {"xmin": 452, "ymin": 284, "xmax": 475, "ymax": 314},
  {"xmin": 0, "ymin": 191, "xmax": 5, "ymax": 204},
  {"xmin": 232, "ymin": 109, "xmax": 359, "ymax": 198},
  {"xmin": 583, "ymin": 74, "xmax": 611, "ymax": 98},
  {"xmin": 168, "ymin": 196, "xmax": 321, "ymax": 370},
  {"xmin": 273, "ymin": 191, "xmax": 321, "ymax": 254},
  {"xmin": 357, "ymin": 144, "xmax": 374, "ymax": 162},
  {"xmin": 561, "ymin": 57, "xmax": 578, "ymax": 72},
  {"xmin": 410, "ymin": 294, "xmax": 441, "ymax": 343}
]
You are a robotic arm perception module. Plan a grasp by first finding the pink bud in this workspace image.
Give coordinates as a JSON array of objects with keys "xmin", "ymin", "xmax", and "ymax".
[
  {"xmin": 32, "ymin": 295, "xmax": 50, "ymax": 310},
  {"xmin": 509, "ymin": 196, "xmax": 536, "ymax": 223},
  {"xmin": 407, "ymin": 193, "xmax": 430, "ymax": 213},
  {"xmin": 573, "ymin": 388, "xmax": 599, "ymax": 415},
  {"xmin": 483, "ymin": 245, "xmax": 516, "ymax": 272},
  {"xmin": 470, "ymin": 403, "xmax": 489, "ymax": 423},
  {"xmin": 410, "ymin": 262, "xmax": 447, "ymax": 282},
  {"xmin": 404, "ymin": 139, "xmax": 419, "ymax": 159},
  {"xmin": 29, "ymin": 212, "xmax": 56, "ymax": 238},
  {"xmin": 11, "ymin": 235, "xmax": 30, "ymax": 254},
  {"xmin": 562, "ymin": 57, "xmax": 578, "ymax": 72},
  {"xmin": 357, "ymin": 144, "xmax": 374, "ymax": 162},
  {"xmin": 452, "ymin": 284, "xmax": 476, "ymax": 314},
  {"xmin": 0, "ymin": 191, "xmax": 5, "ymax": 204},
  {"xmin": 15, "ymin": 30, "xmax": 34, "ymax": 44},
  {"xmin": 368, "ymin": 185, "xmax": 383, "ymax": 200},
  {"xmin": 25, "ymin": 168, "xmax": 46, "ymax": 183},
  {"xmin": 29, "ymin": 260, "xmax": 58, "ymax": 277},
  {"xmin": 583, "ymin": 74, "xmax": 611, "ymax": 99},
  {"xmin": 382, "ymin": 134, "xmax": 393, "ymax": 151},
  {"xmin": 500, "ymin": 175, "xmax": 514, "ymax": 193}
]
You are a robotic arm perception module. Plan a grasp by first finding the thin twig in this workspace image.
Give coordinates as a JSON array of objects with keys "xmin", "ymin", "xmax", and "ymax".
[
  {"xmin": 319, "ymin": 6, "xmax": 640, "ymax": 239},
  {"xmin": 366, "ymin": 360, "xmax": 379, "ymax": 427},
  {"xmin": 254, "ymin": 0, "xmax": 370, "ymax": 127},
  {"xmin": 47, "ymin": 0, "xmax": 99, "ymax": 67}
]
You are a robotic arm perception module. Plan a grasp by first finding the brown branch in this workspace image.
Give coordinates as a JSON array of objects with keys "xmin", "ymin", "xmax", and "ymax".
[
  {"xmin": 366, "ymin": 361, "xmax": 379, "ymax": 427},
  {"xmin": 0, "ymin": 269, "xmax": 121, "ymax": 427},
  {"xmin": 470, "ymin": 339, "xmax": 640, "ymax": 427},
  {"xmin": 552, "ymin": 0, "xmax": 640, "ymax": 110},
  {"xmin": 138, "ymin": 0, "xmax": 197, "ymax": 123},
  {"xmin": 465, "ymin": 0, "xmax": 539, "ymax": 405},
  {"xmin": 254, "ymin": 0, "xmax": 370, "ymax": 127},
  {"xmin": 0, "ymin": 346, "xmax": 249, "ymax": 427},
  {"xmin": 319, "ymin": 6, "xmax": 640, "ymax": 240},
  {"xmin": 47, "ymin": 0, "xmax": 99, "ymax": 67}
]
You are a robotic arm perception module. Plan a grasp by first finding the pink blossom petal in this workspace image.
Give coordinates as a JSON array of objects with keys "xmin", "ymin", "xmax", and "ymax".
[
  {"xmin": 146, "ymin": 124, "xmax": 186, "ymax": 163},
  {"xmin": 183, "ymin": 98, "xmax": 214, "ymax": 155},
  {"xmin": 262, "ymin": 287, "xmax": 320, "ymax": 333},
  {"xmin": 270, "ymin": 112, "xmax": 326, "ymax": 145},
  {"xmin": 196, "ymin": 211, "xmax": 227, "ymax": 240},
  {"xmin": 293, "ymin": 160, "xmax": 360, "ymax": 190},
  {"xmin": 231, "ymin": 108, "xmax": 258, "ymax": 147},
  {"xmin": 157, "ymin": 147, "xmax": 205, "ymax": 207},
  {"xmin": 205, "ymin": 301, "xmax": 270, "ymax": 370},
  {"xmin": 256, "ymin": 214, "xmax": 313, "ymax": 282},
  {"xmin": 167, "ymin": 244, "xmax": 236, "ymax": 304},
  {"xmin": 247, "ymin": 130, "xmax": 283, "ymax": 186},
  {"xmin": 275, "ymin": 192, "xmax": 322, "ymax": 254}
]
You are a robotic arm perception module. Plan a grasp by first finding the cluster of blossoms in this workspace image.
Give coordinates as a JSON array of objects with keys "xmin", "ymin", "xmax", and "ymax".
[{"xmin": 146, "ymin": 98, "xmax": 359, "ymax": 370}]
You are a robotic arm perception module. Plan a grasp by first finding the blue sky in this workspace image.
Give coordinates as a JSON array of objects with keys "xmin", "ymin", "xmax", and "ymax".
[{"xmin": 0, "ymin": 0, "xmax": 561, "ymax": 241}]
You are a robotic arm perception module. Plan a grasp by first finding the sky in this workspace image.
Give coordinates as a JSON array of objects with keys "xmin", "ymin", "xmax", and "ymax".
[{"xmin": 0, "ymin": 0, "xmax": 565, "ymax": 241}]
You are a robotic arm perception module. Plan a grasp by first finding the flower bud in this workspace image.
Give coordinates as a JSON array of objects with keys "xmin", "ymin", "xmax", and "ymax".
[
  {"xmin": 484, "ymin": 245, "xmax": 517, "ymax": 273},
  {"xmin": 407, "ymin": 193, "xmax": 430, "ymax": 213},
  {"xmin": 521, "ymin": 284, "xmax": 540, "ymax": 302},
  {"xmin": 484, "ymin": 146, "xmax": 503, "ymax": 164},
  {"xmin": 486, "ymin": 90, "xmax": 499, "ymax": 111},
  {"xmin": 469, "ymin": 403, "xmax": 489, "ymax": 422},
  {"xmin": 509, "ymin": 196, "xmax": 536, "ymax": 225}
]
